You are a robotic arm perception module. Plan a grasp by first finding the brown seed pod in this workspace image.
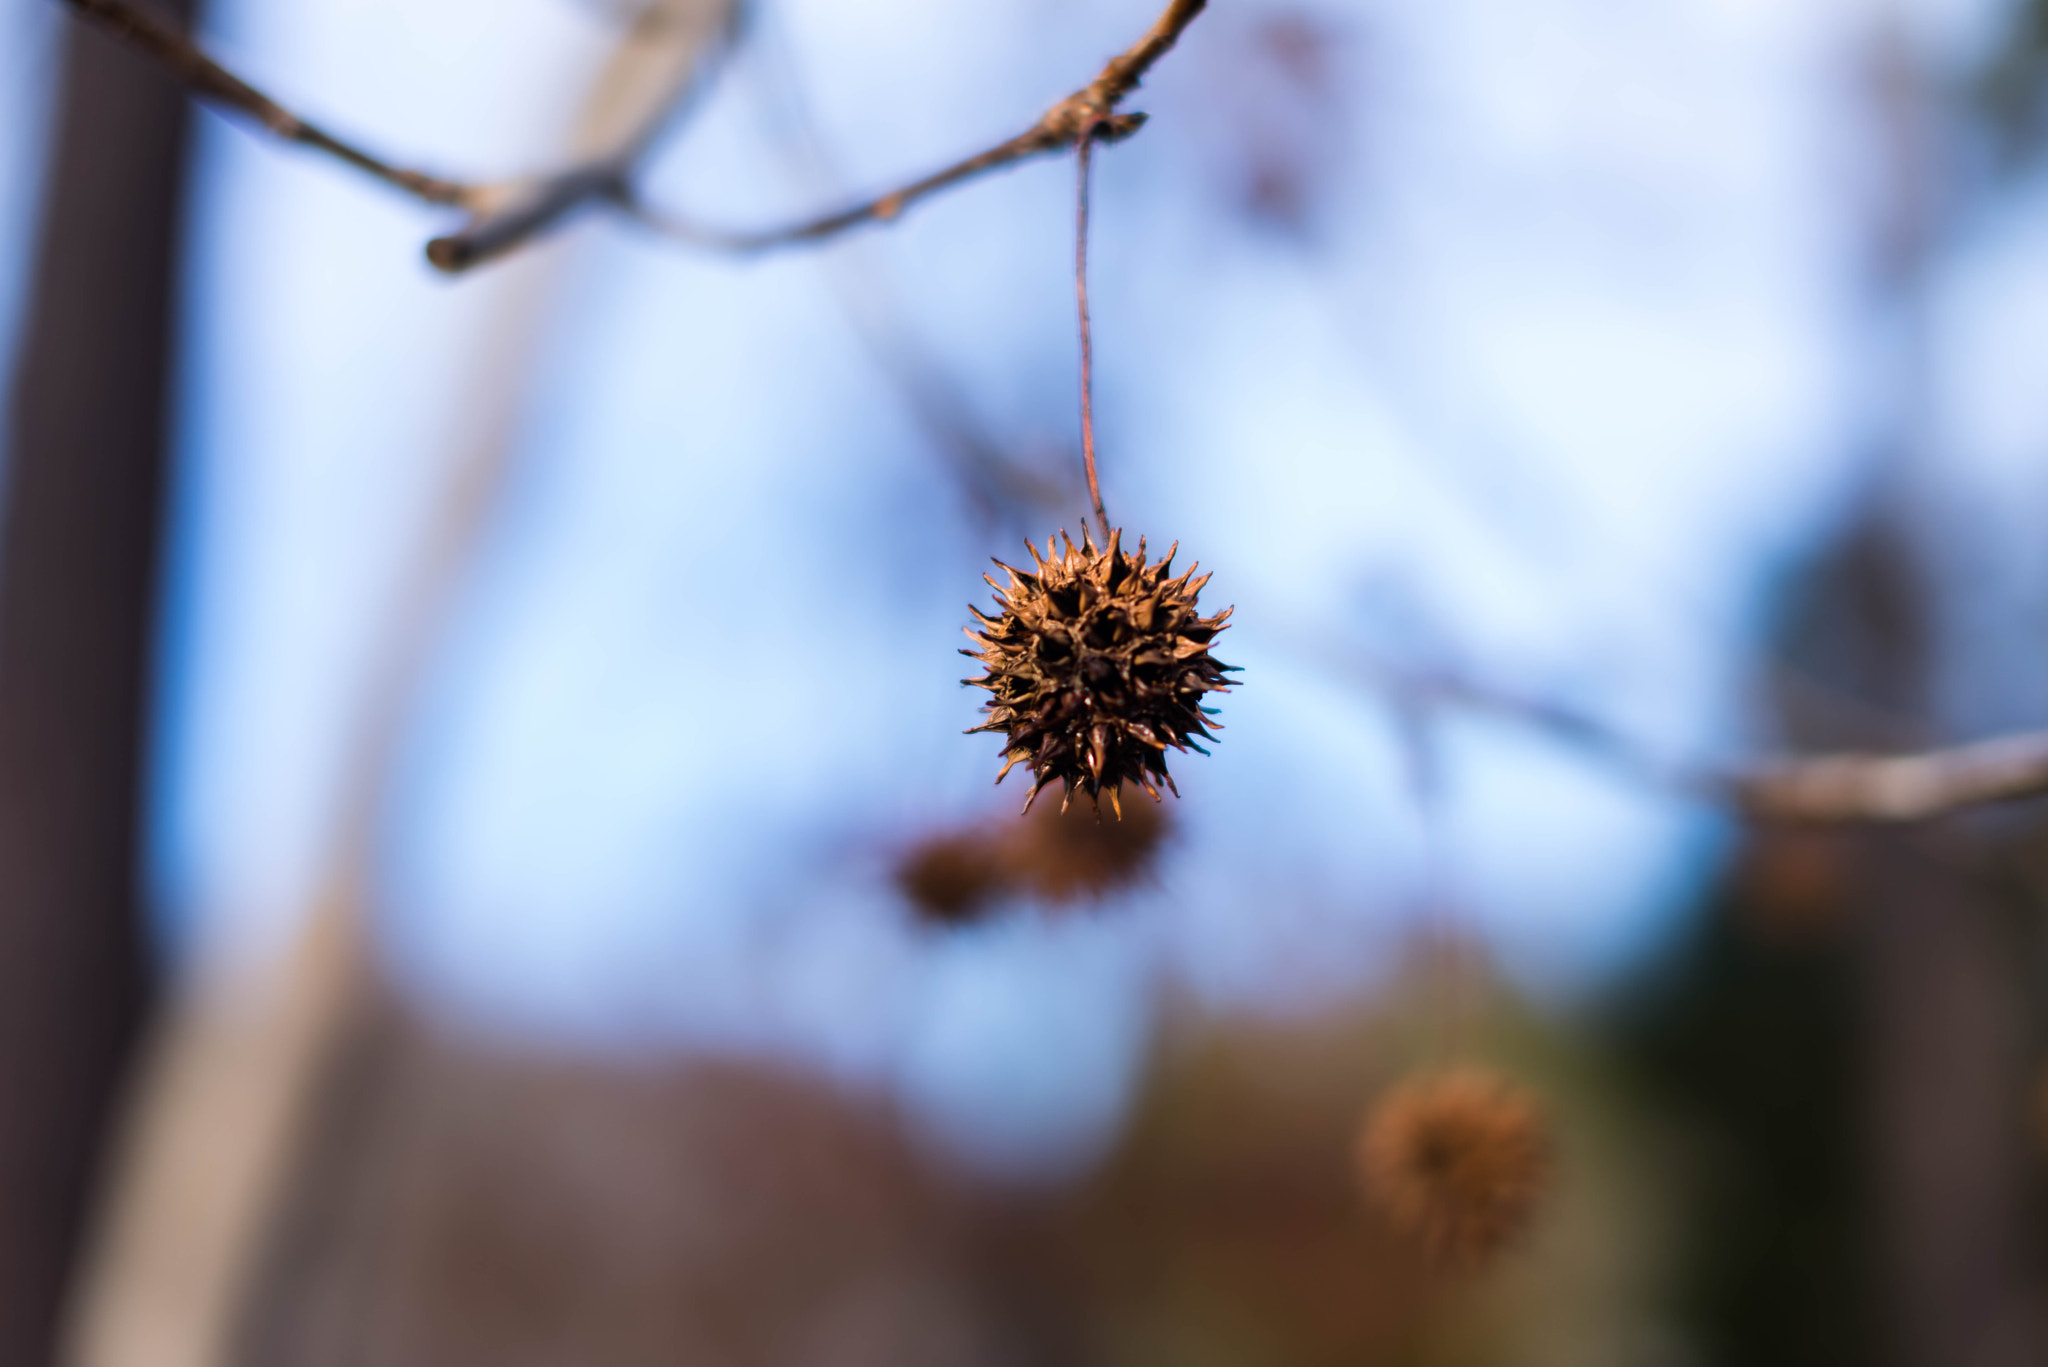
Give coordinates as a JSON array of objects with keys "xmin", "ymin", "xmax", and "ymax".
[
  {"xmin": 896, "ymin": 784, "xmax": 1174, "ymax": 926},
  {"xmin": 1006, "ymin": 782, "xmax": 1171, "ymax": 903},
  {"xmin": 963, "ymin": 528, "xmax": 1237, "ymax": 813},
  {"xmin": 1358, "ymin": 1067, "xmax": 1554, "ymax": 1268},
  {"xmin": 896, "ymin": 831, "xmax": 1011, "ymax": 927}
]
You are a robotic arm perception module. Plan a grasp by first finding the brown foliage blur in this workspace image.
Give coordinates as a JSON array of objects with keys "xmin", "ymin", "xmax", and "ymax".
[{"xmin": 228, "ymin": 984, "xmax": 1660, "ymax": 1367}]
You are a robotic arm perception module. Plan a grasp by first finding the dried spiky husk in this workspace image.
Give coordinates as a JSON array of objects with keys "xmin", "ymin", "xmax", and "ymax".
[
  {"xmin": 964, "ymin": 528, "xmax": 1236, "ymax": 813},
  {"xmin": 1358, "ymin": 1068, "xmax": 1554, "ymax": 1268}
]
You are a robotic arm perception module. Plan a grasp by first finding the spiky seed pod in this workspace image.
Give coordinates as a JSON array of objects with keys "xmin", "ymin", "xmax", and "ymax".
[
  {"xmin": 1358, "ymin": 1068, "xmax": 1554, "ymax": 1268},
  {"xmin": 963, "ymin": 528, "xmax": 1237, "ymax": 813},
  {"xmin": 897, "ymin": 831, "xmax": 1011, "ymax": 927},
  {"xmin": 1007, "ymin": 781, "xmax": 1170, "ymax": 902}
]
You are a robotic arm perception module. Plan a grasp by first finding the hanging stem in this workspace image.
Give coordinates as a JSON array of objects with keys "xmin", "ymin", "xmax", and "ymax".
[
  {"xmin": 1398, "ymin": 703, "xmax": 1468, "ymax": 1062},
  {"xmin": 1075, "ymin": 132, "xmax": 1111, "ymax": 543}
]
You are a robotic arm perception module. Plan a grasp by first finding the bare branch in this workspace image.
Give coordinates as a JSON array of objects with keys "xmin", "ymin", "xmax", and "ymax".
[
  {"xmin": 1735, "ymin": 733, "xmax": 2048, "ymax": 823},
  {"xmin": 1301, "ymin": 635, "xmax": 1725, "ymax": 802},
  {"xmin": 427, "ymin": 0, "xmax": 740, "ymax": 272},
  {"xmin": 59, "ymin": 0, "xmax": 477, "ymax": 206},
  {"xmin": 626, "ymin": 125, "xmax": 1093, "ymax": 253},
  {"xmin": 1094, "ymin": 0, "xmax": 1209, "ymax": 108},
  {"xmin": 627, "ymin": 0, "xmax": 1207, "ymax": 253},
  {"xmin": 60, "ymin": 0, "xmax": 1202, "ymax": 267},
  {"xmin": 425, "ymin": 168, "xmax": 625, "ymax": 274},
  {"xmin": 1294, "ymin": 632, "xmax": 2048, "ymax": 825},
  {"xmin": 57, "ymin": 0, "xmax": 738, "ymax": 270}
]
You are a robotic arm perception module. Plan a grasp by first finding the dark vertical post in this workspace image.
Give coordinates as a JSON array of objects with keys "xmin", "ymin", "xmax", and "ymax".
[
  {"xmin": 0, "ymin": 5, "xmax": 198, "ymax": 1359},
  {"xmin": 1857, "ymin": 831, "xmax": 2043, "ymax": 1367},
  {"xmin": 1844, "ymin": 23, "xmax": 2048, "ymax": 1364}
]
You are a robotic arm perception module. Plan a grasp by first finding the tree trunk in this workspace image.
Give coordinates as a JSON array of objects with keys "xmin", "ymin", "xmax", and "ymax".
[
  {"xmin": 0, "ymin": 6, "xmax": 197, "ymax": 1360},
  {"xmin": 1856, "ymin": 832, "xmax": 2046, "ymax": 1367}
]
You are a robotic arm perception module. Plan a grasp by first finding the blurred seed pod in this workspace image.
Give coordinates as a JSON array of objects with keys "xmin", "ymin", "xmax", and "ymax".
[
  {"xmin": 896, "ymin": 830, "xmax": 1011, "ymax": 927},
  {"xmin": 1358, "ymin": 1067, "xmax": 1554, "ymax": 1268},
  {"xmin": 1003, "ymin": 782, "xmax": 1171, "ymax": 903},
  {"xmin": 894, "ymin": 785, "xmax": 1175, "ymax": 926},
  {"xmin": 1733, "ymin": 824, "xmax": 1851, "ymax": 946}
]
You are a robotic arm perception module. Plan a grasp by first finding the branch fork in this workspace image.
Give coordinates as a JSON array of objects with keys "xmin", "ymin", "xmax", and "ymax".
[{"xmin": 59, "ymin": 0, "xmax": 1207, "ymax": 269}]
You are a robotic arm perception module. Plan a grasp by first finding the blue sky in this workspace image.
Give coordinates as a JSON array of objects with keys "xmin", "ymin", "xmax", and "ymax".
[{"xmin": 5, "ymin": 0, "xmax": 2047, "ymax": 1175}]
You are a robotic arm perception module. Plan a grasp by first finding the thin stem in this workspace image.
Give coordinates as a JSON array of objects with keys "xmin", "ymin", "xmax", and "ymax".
[
  {"xmin": 1394, "ymin": 704, "xmax": 1465, "ymax": 1062},
  {"xmin": 1076, "ymin": 133, "xmax": 1110, "ymax": 542}
]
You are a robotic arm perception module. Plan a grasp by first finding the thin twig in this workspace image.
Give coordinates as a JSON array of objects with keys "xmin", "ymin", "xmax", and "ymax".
[
  {"xmin": 738, "ymin": 9, "xmax": 1075, "ymax": 529},
  {"xmin": 427, "ymin": 0, "xmax": 741, "ymax": 272},
  {"xmin": 1734, "ymin": 733, "xmax": 2048, "ymax": 823},
  {"xmin": 1304, "ymin": 635, "xmax": 1723, "ymax": 801},
  {"xmin": 57, "ymin": 0, "xmax": 740, "ymax": 272},
  {"xmin": 1290, "ymin": 630, "xmax": 2048, "ymax": 825},
  {"xmin": 1075, "ymin": 134, "xmax": 1110, "ymax": 542},
  {"xmin": 59, "ymin": 0, "xmax": 1204, "ymax": 269},
  {"xmin": 627, "ymin": 0, "xmax": 1207, "ymax": 253},
  {"xmin": 58, "ymin": 0, "xmax": 477, "ymax": 206},
  {"xmin": 1094, "ymin": 0, "xmax": 1208, "ymax": 107},
  {"xmin": 426, "ymin": 167, "xmax": 625, "ymax": 274},
  {"xmin": 627, "ymin": 126, "xmax": 1084, "ymax": 252}
]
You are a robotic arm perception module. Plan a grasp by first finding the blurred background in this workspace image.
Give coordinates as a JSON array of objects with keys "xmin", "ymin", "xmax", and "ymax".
[{"xmin": 5, "ymin": 0, "xmax": 2048, "ymax": 1361}]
